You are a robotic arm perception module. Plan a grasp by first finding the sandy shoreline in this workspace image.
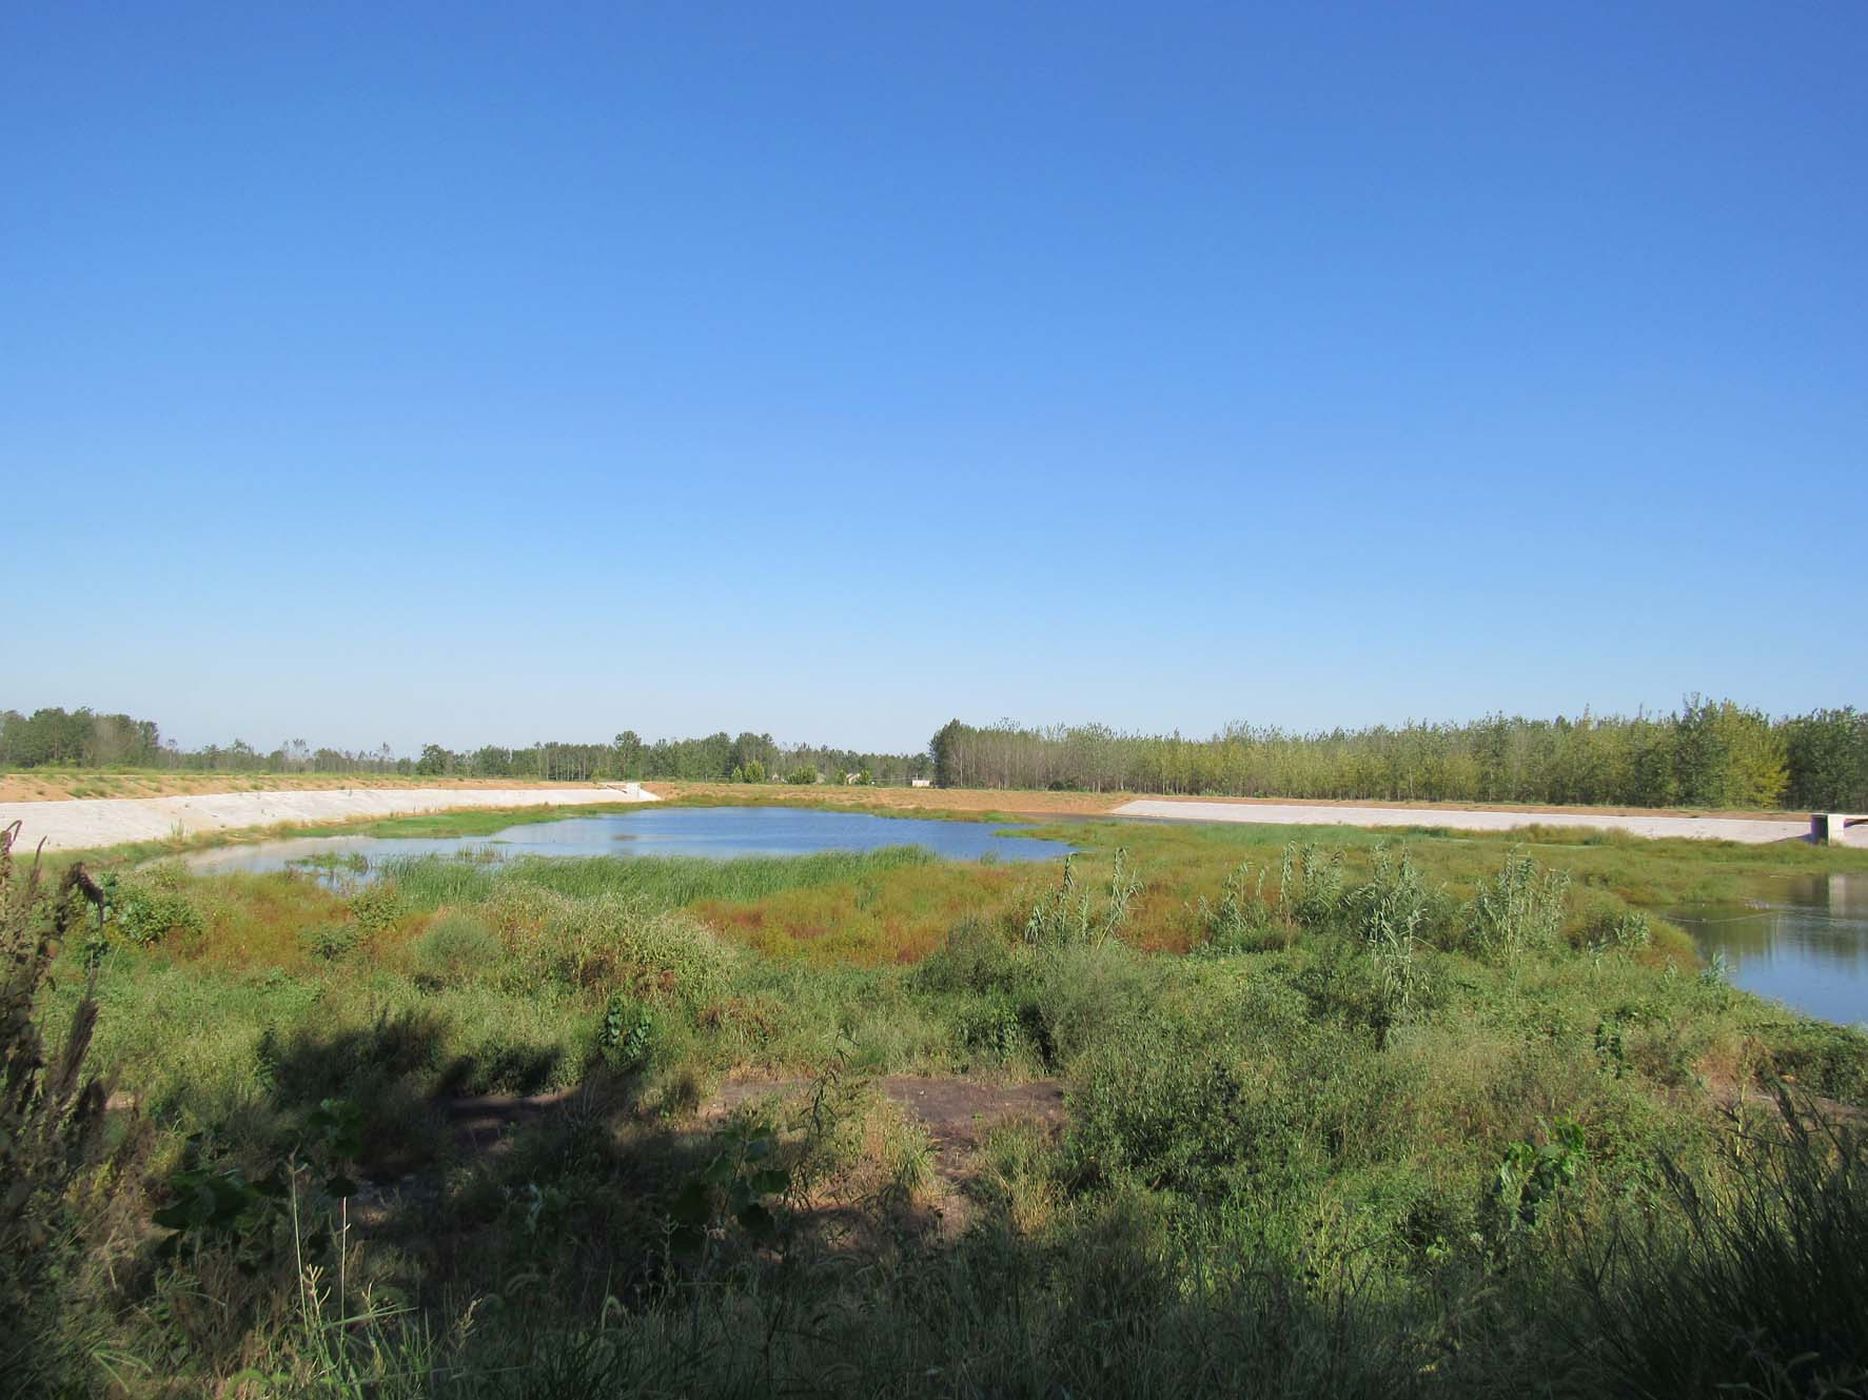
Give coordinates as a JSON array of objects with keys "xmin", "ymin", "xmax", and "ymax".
[{"xmin": 0, "ymin": 784, "xmax": 656, "ymax": 853}]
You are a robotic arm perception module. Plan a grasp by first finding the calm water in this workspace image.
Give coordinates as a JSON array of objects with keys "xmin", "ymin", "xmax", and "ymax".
[
  {"xmin": 1672, "ymin": 873, "xmax": 1868, "ymax": 1027},
  {"xmin": 181, "ymin": 805, "xmax": 1073, "ymax": 877}
]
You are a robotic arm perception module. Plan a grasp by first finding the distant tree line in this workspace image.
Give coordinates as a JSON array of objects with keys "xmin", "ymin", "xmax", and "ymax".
[
  {"xmin": 0, "ymin": 709, "xmax": 931, "ymax": 787},
  {"xmin": 8, "ymin": 700, "xmax": 1866, "ymax": 808},
  {"xmin": 0, "ymin": 708, "xmax": 162, "ymax": 768},
  {"xmin": 929, "ymin": 700, "xmax": 1868, "ymax": 811},
  {"xmin": 413, "ymin": 731, "xmax": 932, "ymax": 786}
]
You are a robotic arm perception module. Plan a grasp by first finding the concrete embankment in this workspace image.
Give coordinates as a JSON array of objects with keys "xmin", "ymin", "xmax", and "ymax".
[
  {"xmin": 1111, "ymin": 799, "xmax": 1813, "ymax": 844},
  {"xmin": 0, "ymin": 784, "xmax": 656, "ymax": 853}
]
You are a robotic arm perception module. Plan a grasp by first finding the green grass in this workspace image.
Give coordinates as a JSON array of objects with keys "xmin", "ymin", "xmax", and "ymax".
[{"xmin": 12, "ymin": 809, "xmax": 1868, "ymax": 1396}]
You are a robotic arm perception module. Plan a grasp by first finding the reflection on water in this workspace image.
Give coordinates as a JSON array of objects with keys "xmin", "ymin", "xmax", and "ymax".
[
  {"xmin": 1672, "ymin": 874, "xmax": 1868, "ymax": 1027},
  {"xmin": 181, "ymin": 806, "xmax": 1073, "ymax": 879}
]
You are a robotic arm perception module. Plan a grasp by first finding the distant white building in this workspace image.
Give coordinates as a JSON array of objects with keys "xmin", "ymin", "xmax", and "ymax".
[{"xmin": 909, "ymin": 778, "xmax": 933, "ymax": 788}]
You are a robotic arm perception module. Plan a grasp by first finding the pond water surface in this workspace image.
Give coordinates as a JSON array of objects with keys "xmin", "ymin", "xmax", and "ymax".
[
  {"xmin": 182, "ymin": 805, "xmax": 1073, "ymax": 877},
  {"xmin": 1672, "ymin": 873, "xmax": 1868, "ymax": 1027}
]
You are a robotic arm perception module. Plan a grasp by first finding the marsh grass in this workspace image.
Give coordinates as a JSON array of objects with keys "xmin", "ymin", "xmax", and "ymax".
[
  {"xmin": 1579, "ymin": 1090, "xmax": 1868, "ymax": 1397},
  {"xmin": 24, "ymin": 808, "xmax": 1868, "ymax": 1395}
]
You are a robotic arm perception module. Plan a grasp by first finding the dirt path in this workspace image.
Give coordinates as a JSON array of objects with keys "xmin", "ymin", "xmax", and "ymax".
[
  {"xmin": 0, "ymin": 783, "xmax": 656, "ymax": 853},
  {"xmin": 444, "ymin": 1075, "xmax": 1067, "ymax": 1177},
  {"xmin": 711, "ymin": 1075, "xmax": 1066, "ymax": 1164},
  {"xmin": 1113, "ymin": 798, "xmax": 1813, "ymax": 844}
]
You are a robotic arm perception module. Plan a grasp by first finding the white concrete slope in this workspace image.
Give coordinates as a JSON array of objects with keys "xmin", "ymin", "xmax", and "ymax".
[
  {"xmin": 1111, "ymin": 799, "xmax": 1809, "ymax": 844},
  {"xmin": 0, "ymin": 784, "xmax": 657, "ymax": 853}
]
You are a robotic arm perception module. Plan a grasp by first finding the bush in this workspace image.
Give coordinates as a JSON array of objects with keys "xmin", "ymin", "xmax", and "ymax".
[
  {"xmin": 1759, "ymin": 1020, "xmax": 1868, "ymax": 1105},
  {"xmin": 1347, "ymin": 846, "xmax": 1437, "ymax": 1027},
  {"xmin": 411, "ymin": 912, "xmax": 501, "ymax": 987},
  {"xmin": 1581, "ymin": 906, "xmax": 1652, "ymax": 956},
  {"xmin": 105, "ymin": 878, "xmax": 203, "ymax": 946},
  {"xmin": 915, "ymin": 918, "xmax": 1030, "ymax": 998},
  {"xmin": 594, "ymin": 993, "xmax": 656, "ymax": 1072},
  {"xmin": 616, "ymin": 910, "xmax": 736, "ymax": 1006},
  {"xmin": 492, "ymin": 889, "xmax": 738, "ymax": 1004},
  {"xmin": 1199, "ymin": 861, "xmax": 1283, "ymax": 954},
  {"xmin": 1466, "ymin": 848, "xmax": 1569, "ymax": 960},
  {"xmin": 1023, "ymin": 851, "xmax": 1140, "ymax": 949},
  {"xmin": 1289, "ymin": 844, "xmax": 1349, "ymax": 931},
  {"xmin": 298, "ymin": 922, "xmax": 361, "ymax": 962},
  {"xmin": 347, "ymin": 881, "xmax": 406, "ymax": 935}
]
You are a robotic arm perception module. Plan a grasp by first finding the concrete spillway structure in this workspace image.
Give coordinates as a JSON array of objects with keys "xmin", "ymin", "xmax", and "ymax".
[{"xmin": 1812, "ymin": 813, "xmax": 1868, "ymax": 847}]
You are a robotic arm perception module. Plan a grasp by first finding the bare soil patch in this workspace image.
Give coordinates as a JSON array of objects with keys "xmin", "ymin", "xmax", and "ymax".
[
  {"xmin": 711, "ymin": 1075, "xmax": 1066, "ymax": 1166},
  {"xmin": 647, "ymin": 781, "xmax": 1126, "ymax": 817},
  {"xmin": 442, "ymin": 1074, "xmax": 1066, "ymax": 1178}
]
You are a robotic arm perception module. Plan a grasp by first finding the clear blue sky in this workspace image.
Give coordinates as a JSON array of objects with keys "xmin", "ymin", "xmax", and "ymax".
[{"xmin": 3, "ymin": 3, "xmax": 1863, "ymax": 754}]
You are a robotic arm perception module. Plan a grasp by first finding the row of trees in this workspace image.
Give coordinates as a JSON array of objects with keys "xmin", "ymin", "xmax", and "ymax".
[
  {"xmin": 0, "ymin": 713, "xmax": 409, "ymax": 776},
  {"xmin": 0, "ymin": 709, "xmax": 162, "ymax": 769},
  {"xmin": 929, "ymin": 701, "xmax": 1868, "ymax": 810},
  {"xmin": 412, "ymin": 732, "xmax": 932, "ymax": 786},
  {"xmin": 0, "ymin": 709, "xmax": 930, "ymax": 787},
  {"xmin": 9, "ymin": 700, "xmax": 1866, "ymax": 809}
]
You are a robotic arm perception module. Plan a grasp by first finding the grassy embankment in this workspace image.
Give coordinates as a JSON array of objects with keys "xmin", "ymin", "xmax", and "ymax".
[{"xmin": 7, "ymin": 803, "xmax": 1868, "ymax": 1396}]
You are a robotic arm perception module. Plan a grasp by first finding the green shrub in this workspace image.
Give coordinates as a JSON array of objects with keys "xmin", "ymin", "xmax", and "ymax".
[
  {"xmin": 411, "ymin": 912, "xmax": 501, "ymax": 987},
  {"xmin": 615, "ymin": 909, "xmax": 736, "ymax": 1006},
  {"xmin": 915, "ymin": 918, "xmax": 1030, "ymax": 997},
  {"xmin": 595, "ymin": 993, "xmax": 656, "ymax": 1072},
  {"xmin": 298, "ymin": 922, "xmax": 361, "ymax": 962},
  {"xmin": 1486, "ymin": 1117, "xmax": 1586, "ymax": 1239},
  {"xmin": 1073, "ymin": 1035, "xmax": 1267, "ymax": 1194},
  {"xmin": 1466, "ymin": 848, "xmax": 1569, "ymax": 960},
  {"xmin": 347, "ymin": 881, "xmax": 406, "ymax": 934},
  {"xmin": 106, "ymin": 879, "xmax": 203, "ymax": 946},
  {"xmin": 1759, "ymin": 1020, "xmax": 1868, "ymax": 1105},
  {"xmin": 955, "ymin": 994, "xmax": 1045, "ymax": 1065},
  {"xmin": 1583, "ymin": 906, "xmax": 1652, "ymax": 956},
  {"xmin": 1290, "ymin": 844, "xmax": 1349, "ymax": 931},
  {"xmin": 1199, "ymin": 861, "xmax": 1283, "ymax": 954},
  {"xmin": 1023, "ymin": 851, "xmax": 1140, "ymax": 949},
  {"xmin": 1347, "ymin": 846, "xmax": 1434, "ymax": 1024}
]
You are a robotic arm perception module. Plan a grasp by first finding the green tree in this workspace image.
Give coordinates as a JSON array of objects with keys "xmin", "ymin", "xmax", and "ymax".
[{"xmin": 929, "ymin": 719, "xmax": 965, "ymax": 788}]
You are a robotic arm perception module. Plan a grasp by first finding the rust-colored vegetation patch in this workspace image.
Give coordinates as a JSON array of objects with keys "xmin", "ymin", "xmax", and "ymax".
[
  {"xmin": 182, "ymin": 872, "xmax": 354, "ymax": 969},
  {"xmin": 690, "ymin": 862, "xmax": 1030, "ymax": 965}
]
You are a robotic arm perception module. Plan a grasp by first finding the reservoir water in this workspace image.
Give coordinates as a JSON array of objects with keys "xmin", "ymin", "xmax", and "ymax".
[
  {"xmin": 1671, "ymin": 873, "xmax": 1868, "ymax": 1027},
  {"xmin": 181, "ymin": 805, "xmax": 1073, "ymax": 876}
]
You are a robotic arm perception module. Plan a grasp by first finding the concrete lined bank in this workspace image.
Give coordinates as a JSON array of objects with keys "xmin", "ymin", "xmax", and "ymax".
[
  {"xmin": 1111, "ymin": 799, "xmax": 1818, "ymax": 845},
  {"xmin": 0, "ymin": 784, "xmax": 656, "ymax": 853}
]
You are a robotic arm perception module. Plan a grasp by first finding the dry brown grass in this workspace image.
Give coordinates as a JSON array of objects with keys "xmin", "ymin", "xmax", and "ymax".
[{"xmin": 645, "ymin": 781, "xmax": 1126, "ymax": 816}]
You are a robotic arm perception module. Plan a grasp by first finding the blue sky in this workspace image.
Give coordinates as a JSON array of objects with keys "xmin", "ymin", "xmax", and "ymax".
[{"xmin": 3, "ymin": 2, "xmax": 1863, "ymax": 754}]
